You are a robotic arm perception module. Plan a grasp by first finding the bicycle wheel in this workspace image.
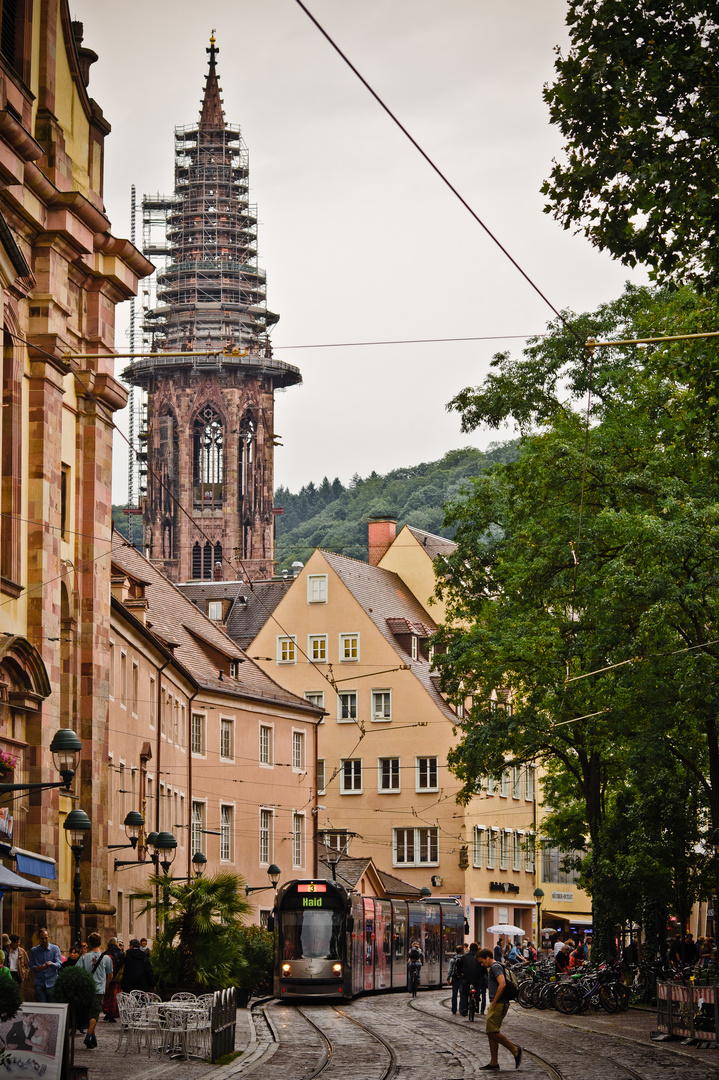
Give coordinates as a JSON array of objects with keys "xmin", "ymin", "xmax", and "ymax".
[
  {"xmin": 517, "ymin": 981, "xmax": 535, "ymax": 1009},
  {"xmin": 557, "ymin": 986, "xmax": 583, "ymax": 1015},
  {"xmin": 554, "ymin": 985, "xmax": 577, "ymax": 1014},
  {"xmin": 599, "ymin": 985, "xmax": 620, "ymax": 1013},
  {"xmin": 613, "ymin": 983, "xmax": 630, "ymax": 1011},
  {"xmin": 539, "ymin": 982, "xmax": 558, "ymax": 1010}
]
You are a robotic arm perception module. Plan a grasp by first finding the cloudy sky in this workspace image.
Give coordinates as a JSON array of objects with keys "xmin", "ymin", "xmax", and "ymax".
[{"xmin": 71, "ymin": 0, "xmax": 644, "ymax": 499}]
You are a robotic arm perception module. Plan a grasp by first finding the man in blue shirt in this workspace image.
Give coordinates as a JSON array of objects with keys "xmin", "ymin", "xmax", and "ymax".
[{"xmin": 28, "ymin": 927, "xmax": 62, "ymax": 1002}]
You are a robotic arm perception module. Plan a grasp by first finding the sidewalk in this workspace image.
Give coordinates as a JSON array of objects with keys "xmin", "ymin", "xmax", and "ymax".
[{"xmin": 70, "ymin": 1008, "xmax": 254, "ymax": 1080}]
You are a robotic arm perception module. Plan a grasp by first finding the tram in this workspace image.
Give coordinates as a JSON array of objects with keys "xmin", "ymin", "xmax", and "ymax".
[{"xmin": 272, "ymin": 878, "xmax": 464, "ymax": 1000}]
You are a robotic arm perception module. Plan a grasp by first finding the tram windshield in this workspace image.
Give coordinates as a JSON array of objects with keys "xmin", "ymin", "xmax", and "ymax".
[{"xmin": 281, "ymin": 909, "xmax": 344, "ymax": 960}]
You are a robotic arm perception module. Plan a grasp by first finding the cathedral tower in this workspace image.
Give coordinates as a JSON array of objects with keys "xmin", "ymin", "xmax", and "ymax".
[{"xmin": 123, "ymin": 37, "xmax": 300, "ymax": 582}]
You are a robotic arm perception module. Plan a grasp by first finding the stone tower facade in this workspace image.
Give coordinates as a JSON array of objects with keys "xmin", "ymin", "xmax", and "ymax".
[{"xmin": 124, "ymin": 38, "xmax": 300, "ymax": 582}]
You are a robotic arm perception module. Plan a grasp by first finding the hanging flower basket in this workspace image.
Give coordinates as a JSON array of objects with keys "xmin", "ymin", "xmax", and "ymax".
[{"xmin": 0, "ymin": 751, "xmax": 17, "ymax": 777}]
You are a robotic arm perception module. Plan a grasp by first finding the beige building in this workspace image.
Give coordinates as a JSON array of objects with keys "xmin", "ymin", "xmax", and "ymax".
[
  {"xmin": 249, "ymin": 520, "xmax": 540, "ymax": 947},
  {"xmin": 108, "ymin": 534, "xmax": 323, "ymax": 938}
]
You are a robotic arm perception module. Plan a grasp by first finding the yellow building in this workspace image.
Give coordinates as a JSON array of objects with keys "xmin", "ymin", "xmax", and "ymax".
[
  {"xmin": 250, "ymin": 520, "xmax": 539, "ymax": 947},
  {"xmin": 0, "ymin": 4, "xmax": 152, "ymax": 948}
]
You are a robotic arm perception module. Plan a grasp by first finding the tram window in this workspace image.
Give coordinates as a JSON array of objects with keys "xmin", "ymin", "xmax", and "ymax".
[{"xmin": 281, "ymin": 910, "xmax": 344, "ymax": 960}]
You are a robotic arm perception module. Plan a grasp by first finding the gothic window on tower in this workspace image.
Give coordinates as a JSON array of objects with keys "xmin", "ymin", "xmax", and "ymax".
[
  {"xmin": 193, "ymin": 542, "xmax": 202, "ymax": 579},
  {"xmin": 193, "ymin": 405, "xmax": 224, "ymax": 510}
]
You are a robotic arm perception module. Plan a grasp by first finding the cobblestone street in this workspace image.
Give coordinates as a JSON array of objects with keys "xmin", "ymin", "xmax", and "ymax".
[{"xmin": 73, "ymin": 991, "xmax": 719, "ymax": 1080}]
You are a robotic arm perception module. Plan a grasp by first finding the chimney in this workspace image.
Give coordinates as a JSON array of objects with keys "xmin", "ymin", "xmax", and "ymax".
[
  {"xmin": 368, "ymin": 515, "xmax": 397, "ymax": 566},
  {"xmin": 213, "ymin": 561, "xmax": 223, "ymax": 581}
]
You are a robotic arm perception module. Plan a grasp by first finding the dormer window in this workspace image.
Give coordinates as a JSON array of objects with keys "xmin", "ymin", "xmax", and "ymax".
[{"xmin": 208, "ymin": 600, "xmax": 223, "ymax": 621}]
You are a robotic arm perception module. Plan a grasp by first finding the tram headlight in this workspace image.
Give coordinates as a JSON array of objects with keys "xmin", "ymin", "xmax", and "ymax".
[
  {"xmin": 332, "ymin": 963, "xmax": 342, "ymax": 975},
  {"xmin": 282, "ymin": 963, "xmax": 291, "ymax": 976}
]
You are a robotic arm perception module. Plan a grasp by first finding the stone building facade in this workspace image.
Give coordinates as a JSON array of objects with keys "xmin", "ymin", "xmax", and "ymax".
[{"xmin": 0, "ymin": 1, "xmax": 151, "ymax": 951}]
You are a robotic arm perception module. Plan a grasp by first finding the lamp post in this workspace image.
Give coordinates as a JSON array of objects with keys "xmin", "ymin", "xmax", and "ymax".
[
  {"xmin": 110, "ymin": 810, "xmax": 145, "ymax": 853},
  {"xmin": 192, "ymin": 852, "xmax": 207, "ymax": 878},
  {"xmin": 245, "ymin": 864, "xmax": 281, "ymax": 897},
  {"xmin": 150, "ymin": 831, "xmax": 177, "ymax": 931},
  {"xmin": 63, "ymin": 809, "xmax": 91, "ymax": 947},
  {"xmin": 1, "ymin": 728, "xmax": 82, "ymax": 794},
  {"xmin": 534, "ymin": 887, "xmax": 545, "ymax": 948}
]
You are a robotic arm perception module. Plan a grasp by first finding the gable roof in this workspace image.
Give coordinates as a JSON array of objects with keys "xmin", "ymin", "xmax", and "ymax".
[
  {"xmin": 111, "ymin": 533, "xmax": 320, "ymax": 715},
  {"xmin": 319, "ymin": 550, "xmax": 455, "ymax": 721},
  {"xmin": 317, "ymin": 856, "xmax": 422, "ymax": 899},
  {"xmin": 405, "ymin": 525, "xmax": 457, "ymax": 561},
  {"xmin": 176, "ymin": 579, "xmax": 292, "ymax": 649}
]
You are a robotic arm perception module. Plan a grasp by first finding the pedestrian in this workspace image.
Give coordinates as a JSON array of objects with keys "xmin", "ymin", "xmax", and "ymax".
[
  {"xmin": 555, "ymin": 943, "xmax": 571, "ymax": 974},
  {"xmin": 6, "ymin": 934, "xmax": 29, "ymax": 985},
  {"xmin": 28, "ymin": 927, "xmax": 62, "ymax": 1002},
  {"xmin": 460, "ymin": 942, "xmax": 487, "ymax": 1016},
  {"xmin": 447, "ymin": 943, "xmax": 465, "ymax": 1015},
  {"xmin": 139, "ymin": 937, "xmax": 150, "ymax": 955},
  {"xmin": 76, "ymin": 932, "xmax": 113, "ymax": 1050},
  {"xmin": 61, "ymin": 945, "xmax": 81, "ymax": 969},
  {"xmin": 493, "ymin": 936, "xmax": 504, "ymax": 962},
  {"xmin": 478, "ymin": 948, "xmax": 522, "ymax": 1071},
  {"xmin": 120, "ymin": 939, "xmax": 155, "ymax": 993},
  {"xmin": 102, "ymin": 937, "xmax": 123, "ymax": 1022}
]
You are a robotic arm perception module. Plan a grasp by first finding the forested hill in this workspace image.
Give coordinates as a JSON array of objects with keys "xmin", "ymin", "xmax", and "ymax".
[{"xmin": 274, "ymin": 442, "xmax": 518, "ymax": 570}]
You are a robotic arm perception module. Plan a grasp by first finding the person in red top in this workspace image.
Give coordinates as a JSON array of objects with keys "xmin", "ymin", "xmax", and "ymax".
[{"xmin": 555, "ymin": 943, "xmax": 571, "ymax": 973}]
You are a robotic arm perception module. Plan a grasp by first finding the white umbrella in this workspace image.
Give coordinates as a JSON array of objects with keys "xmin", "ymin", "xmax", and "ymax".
[{"xmin": 486, "ymin": 924, "xmax": 524, "ymax": 935}]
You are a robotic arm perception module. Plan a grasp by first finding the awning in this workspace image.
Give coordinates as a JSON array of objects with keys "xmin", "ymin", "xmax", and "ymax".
[
  {"xmin": 0, "ymin": 843, "xmax": 56, "ymax": 879},
  {"xmin": 544, "ymin": 910, "xmax": 592, "ymax": 925},
  {"xmin": 0, "ymin": 862, "xmax": 50, "ymax": 893}
]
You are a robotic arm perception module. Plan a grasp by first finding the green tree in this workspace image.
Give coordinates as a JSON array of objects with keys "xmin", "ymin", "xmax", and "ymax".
[
  {"xmin": 435, "ymin": 284, "xmax": 719, "ymax": 958},
  {"xmin": 136, "ymin": 873, "xmax": 251, "ymax": 992},
  {"xmin": 542, "ymin": 2, "xmax": 719, "ymax": 288}
]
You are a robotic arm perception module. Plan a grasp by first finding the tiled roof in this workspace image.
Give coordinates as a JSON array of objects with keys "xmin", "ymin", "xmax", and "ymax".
[
  {"xmin": 385, "ymin": 616, "xmax": 433, "ymax": 639},
  {"xmin": 406, "ymin": 525, "xmax": 457, "ymax": 561},
  {"xmin": 317, "ymin": 857, "xmax": 422, "ymax": 898},
  {"xmin": 176, "ymin": 579, "xmax": 292, "ymax": 649},
  {"xmin": 376, "ymin": 869, "xmax": 423, "ymax": 898},
  {"xmin": 111, "ymin": 533, "xmax": 320, "ymax": 714},
  {"xmin": 320, "ymin": 550, "xmax": 455, "ymax": 721}
]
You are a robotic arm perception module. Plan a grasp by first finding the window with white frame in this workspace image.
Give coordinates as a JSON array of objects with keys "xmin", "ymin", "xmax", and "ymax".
[
  {"xmin": 259, "ymin": 909, "xmax": 272, "ymax": 928},
  {"xmin": 220, "ymin": 718, "xmax": 234, "ymax": 760},
  {"xmin": 292, "ymin": 812, "xmax": 304, "ymax": 867},
  {"xmin": 307, "ymin": 574, "xmax": 328, "ymax": 604},
  {"xmin": 487, "ymin": 776, "xmax": 496, "ymax": 796},
  {"xmin": 277, "ymin": 636, "xmax": 297, "ymax": 663},
  {"xmin": 372, "ymin": 690, "xmax": 391, "ymax": 722},
  {"xmin": 487, "ymin": 828, "xmax": 498, "ymax": 869},
  {"xmin": 339, "ymin": 633, "xmax": 359, "ymax": 662},
  {"xmin": 340, "ymin": 758, "xmax": 362, "ymax": 793},
  {"xmin": 208, "ymin": 600, "xmax": 223, "ymax": 621},
  {"xmin": 317, "ymin": 759, "xmax": 326, "ymax": 794},
  {"xmin": 378, "ymin": 757, "xmax": 400, "ymax": 792},
  {"xmin": 132, "ymin": 662, "xmax": 139, "ymax": 715},
  {"xmin": 525, "ymin": 833, "xmax": 536, "ymax": 873},
  {"xmin": 149, "ymin": 676, "xmax": 156, "ymax": 728},
  {"xmin": 512, "ymin": 766, "xmax": 521, "ymax": 799},
  {"xmin": 292, "ymin": 731, "xmax": 305, "ymax": 772},
  {"xmin": 513, "ymin": 831, "xmax": 522, "ymax": 871},
  {"xmin": 305, "ymin": 691, "xmax": 324, "ymax": 708},
  {"xmin": 525, "ymin": 765, "xmax": 535, "ymax": 801},
  {"xmin": 259, "ymin": 725, "xmax": 273, "ymax": 766},
  {"xmin": 500, "ymin": 770, "xmax": 509, "ymax": 797},
  {"xmin": 473, "ymin": 825, "xmax": 485, "ymax": 868},
  {"xmin": 259, "ymin": 808, "xmax": 273, "ymax": 864},
  {"xmin": 393, "ymin": 827, "xmax": 439, "ymax": 867},
  {"xmin": 411, "ymin": 636, "xmax": 418, "ymax": 661},
  {"xmin": 500, "ymin": 830, "xmax": 510, "ymax": 870},
  {"xmin": 338, "ymin": 691, "xmax": 357, "ymax": 722},
  {"xmin": 191, "ymin": 801, "xmax": 205, "ymax": 856},
  {"xmin": 416, "ymin": 756, "xmax": 438, "ymax": 792},
  {"xmin": 220, "ymin": 804, "xmax": 233, "ymax": 861},
  {"xmin": 308, "ymin": 635, "xmax": 327, "ymax": 663},
  {"xmin": 191, "ymin": 713, "xmax": 205, "ymax": 755}
]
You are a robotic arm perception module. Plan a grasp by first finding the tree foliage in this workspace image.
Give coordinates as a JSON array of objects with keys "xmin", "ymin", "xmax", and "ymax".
[
  {"xmin": 435, "ymin": 284, "xmax": 719, "ymax": 956},
  {"xmin": 274, "ymin": 445, "xmax": 518, "ymax": 570},
  {"xmin": 542, "ymin": 2, "xmax": 719, "ymax": 288}
]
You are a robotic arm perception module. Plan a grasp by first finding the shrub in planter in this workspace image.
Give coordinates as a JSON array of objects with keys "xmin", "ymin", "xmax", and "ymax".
[{"xmin": 0, "ymin": 972, "xmax": 21, "ymax": 1022}]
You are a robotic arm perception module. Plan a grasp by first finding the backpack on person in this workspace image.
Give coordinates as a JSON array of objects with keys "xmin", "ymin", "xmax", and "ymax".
[{"xmin": 500, "ymin": 963, "xmax": 519, "ymax": 1001}]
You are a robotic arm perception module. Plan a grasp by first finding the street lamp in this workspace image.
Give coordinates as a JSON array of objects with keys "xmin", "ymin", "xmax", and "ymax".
[
  {"xmin": 534, "ymin": 887, "xmax": 545, "ymax": 946},
  {"xmin": 192, "ymin": 852, "xmax": 207, "ymax": 878},
  {"xmin": 150, "ymin": 831, "xmax": 177, "ymax": 930},
  {"xmin": 110, "ymin": 811, "xmax": 145, "ymax": 852},
  {"xmin": 245, "ymin": 864, "xmax": 281, "ymax": 896},
  {"xmin": 1, "ymin": 728, "xmax": 82, "ymax": 794},
  {"xmin": 63, "ymin": 808, "xmax": 91, "ymax": 946}
]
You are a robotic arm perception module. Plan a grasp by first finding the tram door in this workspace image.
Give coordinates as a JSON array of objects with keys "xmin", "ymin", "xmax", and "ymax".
[
  {"xmin": 423, "ymin": 905, "xmax": 441, "ymax": 986},
  {"xmin": 391, "ymin": 901, "xmax": 408, "ymax": 989},
  {"xmin": 375, "ymin": 900, "xmax": 392, "ymax": 989},
  {"xmin": 363, "ymin": 898, "xmax": 375, "ymax": 992}
]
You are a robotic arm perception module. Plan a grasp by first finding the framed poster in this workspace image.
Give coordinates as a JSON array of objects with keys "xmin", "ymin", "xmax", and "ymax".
[{"xmin": 0, "ymin": 1001, "xmax": 68, "ymax": 1080}]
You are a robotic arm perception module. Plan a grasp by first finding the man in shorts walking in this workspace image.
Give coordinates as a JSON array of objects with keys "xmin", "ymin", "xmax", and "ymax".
[{"xmin": 478, "ymin": 948, "xmax": 522, "ymax": 1070}]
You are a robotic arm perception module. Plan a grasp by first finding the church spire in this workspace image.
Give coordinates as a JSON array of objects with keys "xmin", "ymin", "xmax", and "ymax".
[{"xmin": 200, "ymin": 31, "xmax": 225, "ymax": 129}]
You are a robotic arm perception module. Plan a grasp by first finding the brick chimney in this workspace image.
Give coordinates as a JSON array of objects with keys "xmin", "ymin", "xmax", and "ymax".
[{"xmin": 368, "ymin": 515, "xmax": 397, "ymax": 566}]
